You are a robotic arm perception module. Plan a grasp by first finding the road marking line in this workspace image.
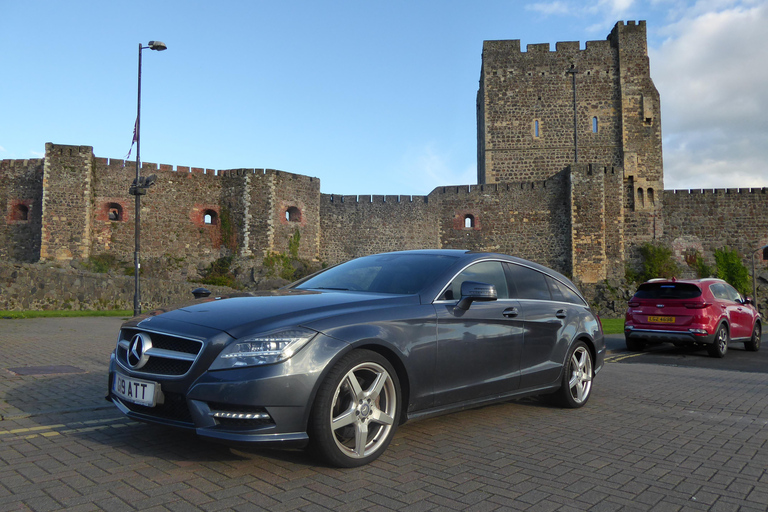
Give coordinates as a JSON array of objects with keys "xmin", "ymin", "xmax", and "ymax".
[{"xmin": 0, "ymin": 418, "xmax": 139, "ymax": 442}]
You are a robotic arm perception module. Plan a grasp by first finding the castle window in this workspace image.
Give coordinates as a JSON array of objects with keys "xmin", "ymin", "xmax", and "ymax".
[
  {"xmin": 286, "ymin": 206, "xmax": 301, "ymax": 222},
  {"xmin": 637, "ymin": 188, "xmax": 645, "ymax": 208},
  {"xmin": 464, "ymin": 214, "xmax": 475, "ymax": 229},
  {"xmin": 203, "ymin": 209, "xmax": 218, "ymax": 225},
  {"xmin": 592, "ymin": 117, "xmax": 598, "ymax": 133},
  {"xmin": 647, "ymin": 188, "xmax": 655, "ymax": 206},
  {"xmin": 11, "ymin": 204, "xmax": 28, "ymax": 221},
  {"xmin": 534, "ymin": 120, "xmax": 540, "ymax": 138},
  {"xmin": 107, "ymin": 203, "xmax": 123, "ymax": 222}
]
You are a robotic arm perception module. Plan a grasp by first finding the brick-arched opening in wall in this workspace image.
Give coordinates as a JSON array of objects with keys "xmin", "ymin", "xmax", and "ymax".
[
  {"xmin": 107, "ymin": 203, "xmax": 123, "ymax": 222},
  {"xmin": 637, "ymin": 188, "xmax": 645, "ymax": 208},
  {"xmin": 203, "ymin": 209, "xmax": 218, "ymax": 225},
  {"xmin": 647, "ymin": 188, "xmax": 655, "ymax": 206},
  {"xmin": 11, "ymin": 204, "xmax": 28, "ymax": 221},
  {"xmin": 464, "ymin": 214, "xmax": 475, "ymax": 229},
  {"xmin": 286, "ymin": 206, "xmax": 301, "ymax": 223}
]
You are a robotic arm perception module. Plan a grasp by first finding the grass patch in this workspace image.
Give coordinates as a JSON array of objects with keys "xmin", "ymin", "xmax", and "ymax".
[
  {"xmin": 1, "ymin": 310, "xmax": 133, "ymax": 320},
  {"xmin": 601, "ymin": 318, "xmax": 624, "ymax": 335}
]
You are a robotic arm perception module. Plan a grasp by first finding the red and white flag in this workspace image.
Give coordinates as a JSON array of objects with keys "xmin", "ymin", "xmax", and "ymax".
[{"xmin": 125, "ymin": 118, "xmax": 138, "ymax": 159}]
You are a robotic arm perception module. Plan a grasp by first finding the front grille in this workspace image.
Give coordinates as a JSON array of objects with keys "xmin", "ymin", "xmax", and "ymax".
[
  {"xmin": 117, "ymin": 391, "xmax": 194, "ymax": 424},
  {"xmin": 117, "ymin": 328, "xmax": 203, "ymax": 377}
]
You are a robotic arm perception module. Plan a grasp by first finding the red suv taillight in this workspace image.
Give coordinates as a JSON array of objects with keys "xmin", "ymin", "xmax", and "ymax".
[
  {"xmin": 684, "ymin": 302, "xmax": 711, "ymax": 309},
  {"xmin": 627, "ymin": 301, "xmax": 640, "ymax": 307}
]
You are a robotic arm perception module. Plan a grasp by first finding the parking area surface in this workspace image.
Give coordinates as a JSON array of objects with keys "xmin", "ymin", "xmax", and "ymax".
[{"xmin": 1, "ymin": 318, "xmax": 768, "ymax": 511}]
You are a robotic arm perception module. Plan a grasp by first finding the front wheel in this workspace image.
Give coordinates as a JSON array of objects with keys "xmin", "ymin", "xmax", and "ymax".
[
  {"xmin": 708, "ymin": 324, "xmax": 729, "ymax": 358},
  {"xmin": 745, "ymin": 323, "xmax": 761, "ymax": 352},
  {"xmin": 552, "ymin": 341, "xmax": 593, "ymax": 408},
  {"xmin": 309, "ymin": 350, "xmax": 401, "ymax": 467}
]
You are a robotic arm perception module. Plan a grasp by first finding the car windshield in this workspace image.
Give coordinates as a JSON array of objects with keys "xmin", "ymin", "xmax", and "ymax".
[
  {"xmin": 295, "ymin": 253, "xmax": 459, "ymax": 294},
  {"xmin": 634, "ymin": 282, "xmax": 702, "ymax": 300}
]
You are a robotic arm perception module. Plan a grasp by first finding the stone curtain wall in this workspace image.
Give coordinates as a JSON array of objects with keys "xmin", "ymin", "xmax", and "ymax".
[
  {"xmin": 0, "ymin": 158, "xmax": 44, "ymax": 262},
  {"xmin": 662, "ymin": 188, "xmax": 768, "ymax": 270},
  {"xmin": 90, "ymin": 156, "xmax": 224, "ymax": 264},
  {"xmin": 436, "ymin": 175, "xmax": 572, "ymax": 275},
  {"xmin": 319, "ymin": 194, "xmax": 438, "ymax": 264}
]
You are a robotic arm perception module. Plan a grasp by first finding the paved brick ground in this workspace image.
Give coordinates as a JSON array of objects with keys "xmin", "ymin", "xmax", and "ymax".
[{"xmin": 1, "ymin": 318, "xmax": 768, "ymax": 511}]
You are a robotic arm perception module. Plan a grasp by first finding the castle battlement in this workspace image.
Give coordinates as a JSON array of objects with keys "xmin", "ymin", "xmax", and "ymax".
[
  {"xmin": 668, "ymin": 187, "xmax": 768, "ymax": 196},
  {"xmin": 322, "ymin": 194, "xmax": 429, "ymax": 204}
]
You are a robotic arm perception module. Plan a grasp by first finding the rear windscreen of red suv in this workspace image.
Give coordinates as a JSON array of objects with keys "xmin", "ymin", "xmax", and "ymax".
[{"xmin": 634, "ymin": 283, "xmax": 702, "ymax": 300}]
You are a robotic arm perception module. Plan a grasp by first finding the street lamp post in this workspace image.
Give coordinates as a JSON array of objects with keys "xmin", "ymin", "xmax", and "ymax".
[
  {"xmin": 751, "ymin": 244, "xmax": 768, "ymax": 313},
  {"xmin": 130, "ymin": 40, "xmax": 166, "ymax": 316}
]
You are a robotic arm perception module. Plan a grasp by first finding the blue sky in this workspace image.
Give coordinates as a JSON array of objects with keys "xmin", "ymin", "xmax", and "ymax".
[{"xmin": 1, "ymin": 0, "xmax": 766, "ymax": 196}]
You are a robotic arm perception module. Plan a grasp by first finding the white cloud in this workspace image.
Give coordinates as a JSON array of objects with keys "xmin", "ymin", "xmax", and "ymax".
[
  {"xmin": 651, "ymin": 1, "xmax": 768, "ymax": 189},
  {"xmin": 526, "ymin": 2, "xmax": 574, "ymax": 15},
  {"xmin": 399, "ymin": 144, "xmax": 477, "ymax": 194}
]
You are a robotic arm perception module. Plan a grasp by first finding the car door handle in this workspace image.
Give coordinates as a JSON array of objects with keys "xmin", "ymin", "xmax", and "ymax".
[
  {"xmin": 502, "ymin": 307, "xmax": 519, "ymax": 318},
  {"xmin": 556, "ymin": 309, "xmax": 567, "ymax": 319}
]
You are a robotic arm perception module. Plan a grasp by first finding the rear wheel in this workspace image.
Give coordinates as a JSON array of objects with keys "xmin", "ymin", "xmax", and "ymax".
[
  {"xmin": 707, "ymin": 324, "xmax": 729, "ymax": 358},
  {"xmin": 745, "ymin": 323, "xmax": 761, "ymax": 352},
  {"xmin": 309, "ymin": 350, "xmax": 400, "ymax": 467}
]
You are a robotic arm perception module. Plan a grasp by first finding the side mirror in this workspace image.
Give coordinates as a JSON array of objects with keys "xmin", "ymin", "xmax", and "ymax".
[
  {"xmin": 456, "ymin": 281, "xmax": 497, "ymax": 310},
  {"xmin": 744, "ymin": 296, "xmax": 754, "ymax": 305}
]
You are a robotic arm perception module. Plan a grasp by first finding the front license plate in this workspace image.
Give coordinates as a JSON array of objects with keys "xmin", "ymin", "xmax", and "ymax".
[
  {"xmin": 648, "ymin": 316, "xmax": 675, "ymax": 324},
  {"xmin": 113, "ymin": 373, "xmax": 157, "ymax": 407}
]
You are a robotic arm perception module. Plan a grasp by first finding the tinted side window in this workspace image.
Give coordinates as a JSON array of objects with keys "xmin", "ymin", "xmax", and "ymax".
[
  {"xmin": 441, "ymin": 261, "xmax": 509, "ymax": 300},
  {"xmin": 709, "ymin": 283, "xmax": 727, "ymax": 300},
  {"xmin": 505, "ymin": 264, "xmax": 551, "ymax": 301},
  {"xmin": 722, "ymin": 283, "xmax": 741, "ymax": 302},
  {"xmin": 547, "ymin": 276, "xmax": 586, "ymax": 305}
]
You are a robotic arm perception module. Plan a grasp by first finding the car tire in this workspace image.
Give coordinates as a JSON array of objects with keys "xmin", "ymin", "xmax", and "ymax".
[
  {"xmin": 551, "ymin": 341, "xmax": 593, "ymax": 409},
  {"xmin": 625, "ymin": 336, "xmax": 644, "ymax": 352},
  {"xmin": 745, "ymin": 322, "xmax": 761, "ymax": 352},
  {"xmin": 309, "ymin": 349, "xmax": 401, "ymax": 467},
  {"xmin": 707, "ymin": 324, "xmax": 729, "ymax": 358}
]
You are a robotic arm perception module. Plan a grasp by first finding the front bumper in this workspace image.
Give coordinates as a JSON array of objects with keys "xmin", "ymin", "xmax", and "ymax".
[{"xmin": 107, "ymin": 332, "xmax": 349, "ymax": 446}]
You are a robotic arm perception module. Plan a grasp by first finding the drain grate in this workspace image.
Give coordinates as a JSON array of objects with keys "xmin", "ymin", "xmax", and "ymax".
[{"xmin": 7, "ymin": 365, "xmax": 85, "ymax": 376}]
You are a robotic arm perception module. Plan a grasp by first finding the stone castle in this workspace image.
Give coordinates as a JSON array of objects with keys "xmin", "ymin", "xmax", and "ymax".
[{"xmin": 3, "ymin": 21, "xmax": 768, "ymax": 303}]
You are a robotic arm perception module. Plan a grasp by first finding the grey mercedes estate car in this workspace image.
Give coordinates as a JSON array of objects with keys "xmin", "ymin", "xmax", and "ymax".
[{"xmin": 108, "ymin": 250, "xmax": 605, "ymax": 467}]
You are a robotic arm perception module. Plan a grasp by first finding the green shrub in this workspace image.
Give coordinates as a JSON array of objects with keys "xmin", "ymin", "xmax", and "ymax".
[
  {"xmin": 86, "ymin": 253, "xmax": 120, "ymax": 273},
  {"xmin": 626, "ymin": 243, "xmax": 678, "ymax": 283},
  {"xmin": 714, "ymin": 247, "xmax": 751, "ymax": 296},
  {"xmin": 685, "ymin": 250, "xmax": 715, "ymax": 278}
]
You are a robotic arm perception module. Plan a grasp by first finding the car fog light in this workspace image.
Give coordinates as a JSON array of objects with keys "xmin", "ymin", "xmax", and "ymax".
[{"xmin": 689, "ymin": 328, "xmax": 708, "ymax": 335}]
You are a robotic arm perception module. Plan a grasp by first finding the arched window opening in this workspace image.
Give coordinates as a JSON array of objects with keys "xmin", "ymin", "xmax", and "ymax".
[
  {"xmin": 11, "ymin": 204, "xmax": 29, "ymax": 221},
  {"xmin": 592, "ymin": 116, "xmax": 598, "ymax": 133},
  {"xmin": 464, "ymin": 214, "xmax": 475, "ymax": 229},
  {"xmin": 107, "ymin": 203, "xmax": 123, "ymax": 222},
  {"xmin": 286, "ymin": 206, "xmax": 301, "ymax": 222},
  {"xmin": 647, "ymin": 188, "xmax": 655, "ymax": 206},
  {"xmin": 203, "ymin": 209, "xmax": 218, "ymax": 225},
  {"xmin": 637, "ymin": 188, "xmax": 645, "ymax": 208}
]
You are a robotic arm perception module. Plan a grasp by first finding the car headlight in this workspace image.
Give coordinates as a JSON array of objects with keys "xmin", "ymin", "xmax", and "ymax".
[{"xmin": 209, "ymin": 328, "xmax": 318, "ymax": 370}]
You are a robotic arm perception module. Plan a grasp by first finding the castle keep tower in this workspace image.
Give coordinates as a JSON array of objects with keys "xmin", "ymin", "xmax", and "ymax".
[{"xmin": 477, "ymin": 21, "xmax": 663, "ymax": 203}]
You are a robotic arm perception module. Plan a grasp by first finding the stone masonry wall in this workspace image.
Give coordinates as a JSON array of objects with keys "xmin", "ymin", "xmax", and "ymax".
[
  {"xmin": 662, "ymin": 188, "xmax": 768, "ymax": 271},
  {"xmin": 436, "ymin": 175, "xmax": 572, "ymax": 275},
  {"xmin": 0, "ymin": 158, "xmax": 44, "ymax": 262},
  {"xmin": 319, "ymin": 194, "xmax": 438, "ymax": 264},
  {"xmin": 478, "ymin": 36, "xmax": 622, "ymax": 184}
]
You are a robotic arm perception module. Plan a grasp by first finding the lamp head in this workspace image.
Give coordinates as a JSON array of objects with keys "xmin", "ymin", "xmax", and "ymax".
[{"xmin": 148, "ymin": 41, "xmax": 167, "ymax": 51}]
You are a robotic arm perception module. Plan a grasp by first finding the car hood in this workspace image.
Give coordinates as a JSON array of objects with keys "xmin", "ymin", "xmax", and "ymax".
[{"xmin": 129, "ymin": 289, "xmax": 419, "ymax": 339}]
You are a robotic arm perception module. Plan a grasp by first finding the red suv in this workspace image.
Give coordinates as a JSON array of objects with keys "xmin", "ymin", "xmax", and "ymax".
[{"xmin": 624, "ymin": 278, "xmax": 761, "ymax": 358}]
